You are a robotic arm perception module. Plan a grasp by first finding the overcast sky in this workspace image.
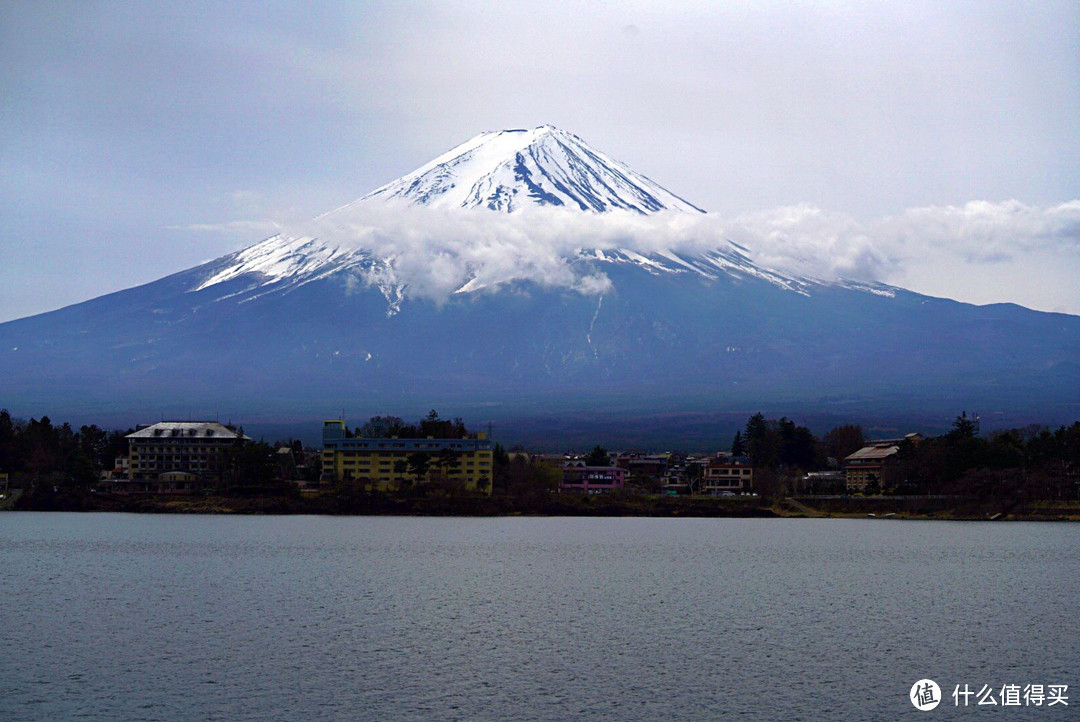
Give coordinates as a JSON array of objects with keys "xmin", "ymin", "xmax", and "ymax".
[{"xmin": 2, "ymin": 0, "xmax": 1078, "ymax": 322}]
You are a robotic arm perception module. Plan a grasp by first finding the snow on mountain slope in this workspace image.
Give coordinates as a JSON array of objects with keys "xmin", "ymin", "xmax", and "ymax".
[
  {"xmin": 187, "ymin": 125, "xmax": 890, "ymax": 311},
  {"xmin": 3, "ymin": 127, "xmax": 1077, "ymax": 428},
  {"xmin": 195, "ymin": 235, "xmax": 350, "ymax": 292},
  {"xmin": 578, "ymin": 246, "xmax": 817, "ymax": 295},
  {"xmin": 355, "ymin": 125, "xmax": 705, "ymax": 213}
]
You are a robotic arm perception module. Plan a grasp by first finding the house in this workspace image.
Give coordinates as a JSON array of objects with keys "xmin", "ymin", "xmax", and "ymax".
[
  {"xmin": 275, "ymin": 446, "xmax": 298, "ymax": 479},
  {"xmin": 802, "ymin": 470, "xmax": 846, "ymax": 494},
  {"xmin": 617, "ymin": 453, "xmax": 670, "ymax": 479},
  {"xmin": 321, "ymin": 419, "xmax": 493, "ymax": 494},
  {"xmin": 107, "ymin": 421, "xmax": 251, "ymax": 494},
  {"xmin": 100, "ymin": 455, "xmax": 130, "ymax": 482},
  {"xmin": 702, "ymin": 455, "xmax": 754, "ymax": 495},
  {"xmin": 661, "ymin": 455, "xmax": 709, "ymax": 495},
  {"xmin": 844, "ymin": 444, "xmax": 901, "ymax": 492},
  {"xmin": 560, "ymin": 465, "xmax": 627, "ymax": 493}
]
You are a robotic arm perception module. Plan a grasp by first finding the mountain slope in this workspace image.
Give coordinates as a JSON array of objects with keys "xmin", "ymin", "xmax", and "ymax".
[
  {"xmin": 1, "ymin": 126, "xmax": 1078, "ymax": 435},
  {"xmin": 3, "ymin": 248, "xmax": 1077, "ymax": 426}
]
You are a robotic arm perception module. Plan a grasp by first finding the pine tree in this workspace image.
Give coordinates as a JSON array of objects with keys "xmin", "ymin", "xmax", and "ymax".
[{"xmin": 731, "ymin": 431, "xmax": 745, "ymax": 457}]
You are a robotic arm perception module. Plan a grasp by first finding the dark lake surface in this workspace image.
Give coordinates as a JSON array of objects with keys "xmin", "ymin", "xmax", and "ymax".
[{"xmin": 1, "ymin": 514, "xmax": 1076, "ymax": 720}]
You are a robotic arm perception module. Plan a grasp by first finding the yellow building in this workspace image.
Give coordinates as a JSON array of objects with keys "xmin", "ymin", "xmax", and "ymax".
[{"xmin": 321, "ymin": 420, "xmax": 493, "ymax": 494}]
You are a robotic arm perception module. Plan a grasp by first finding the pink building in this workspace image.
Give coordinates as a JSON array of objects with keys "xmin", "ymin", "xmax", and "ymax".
[{"xmin": 560, "ymin": 465, "xmax": 627, "ymax": 493}]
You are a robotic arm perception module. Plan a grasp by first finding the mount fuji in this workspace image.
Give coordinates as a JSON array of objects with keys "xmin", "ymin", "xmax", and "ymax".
[{"xmin": 2, "ymin": 125, "xmax": 1078, "ymax": 442}]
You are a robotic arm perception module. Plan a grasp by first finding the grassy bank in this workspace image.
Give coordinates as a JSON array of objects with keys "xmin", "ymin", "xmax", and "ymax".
[
  {"xmin": 8, "ymin": 488, "xmax": 1078, "ymax": 520},
  {"xmin": 9, "ymin": 487, "xmax": 778, "ymax": 517},
  {"xmin": 779, "ymin": 496, "xmax": 1080, "ymax": 521}
]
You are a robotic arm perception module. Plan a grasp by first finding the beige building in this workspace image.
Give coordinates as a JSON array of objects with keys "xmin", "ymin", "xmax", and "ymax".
[
  {"xmin": 844, "ymin": 444, "xmax": 900, "ymax": 492},
  {"xmin": 702, "ymin": 456, "xmax": 754, "ymax": 495},
  {"xmin": 114, "ymin": 421, "xmax": 250, "ymax": 494}
]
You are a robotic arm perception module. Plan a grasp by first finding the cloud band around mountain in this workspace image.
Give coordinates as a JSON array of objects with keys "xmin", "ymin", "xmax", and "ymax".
[{"xmin": 286, "ymin": 199, "xmax": 1080, "ymax": 312}]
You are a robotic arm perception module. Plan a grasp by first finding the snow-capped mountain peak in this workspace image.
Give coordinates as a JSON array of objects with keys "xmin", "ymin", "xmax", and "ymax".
[
  {"xmin": 355, "ymin": 125, "xmax": 705, "ymax": 214},
  {"xmin": 6, "ymin": 127, "xmax": 1076, "ymax": 429},
  {"xmin": 189, "ymin": 126, "xmax": 859, "ymax": 313}
]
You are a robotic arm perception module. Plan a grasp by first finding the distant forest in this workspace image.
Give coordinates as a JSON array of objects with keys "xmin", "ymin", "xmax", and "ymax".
[
  {"xmin": 0, "ymin": 411, "xmax": 130, "ymax": 487},
  {"xmin": 732, "ymin": 412, "xmax": 1080, "ymax": 502}
]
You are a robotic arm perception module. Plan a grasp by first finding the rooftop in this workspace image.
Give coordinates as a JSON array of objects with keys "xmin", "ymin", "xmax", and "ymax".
[
  {"xmin": 844, "ymin": 444, "xmax": 900, "ymax": 462},
  {"xmin": 126, "ymin": 421, "xmax": 250, "ymax": 441}
]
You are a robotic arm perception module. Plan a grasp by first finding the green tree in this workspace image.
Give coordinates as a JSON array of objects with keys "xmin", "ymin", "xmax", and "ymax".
[
  {"xmin": 950, "ymin": 411, "xmax": 979, "ymax": 440},
  {"xmin": 777, "ymin": 417, "xmax": 817, "ymax": 470},
  {"xmin": 731, "ymin": 431, "xmax": 746, "ymax": 457},
  {"xmin": 744, "ymin": 413, "xmax": 777, "ymax": 468},
  {"xmin": 358, "ymin": 415, "xmax": 406, "ymax": 438},
  {"xmin": 70, "ymin": 452, "xmax": 98, "ymax": 486},
  {"xmin": 753, "ymin": 466, "xmax": 780, "ymax": 504},
  {"xmin": 24, "ymin": 417, "xmax": 61, "ymax": 486},
  {"xmin": 0, "ymin": 409, "xmax": 17, "ymax": 472},
  {"xmin": 407, "ymin": 451, "xmax": 431, "ymax": 484},
  {"xmin": 393, "ymin": 459, "xmax": 408, "ymax": 488},
  {"xmin": 504, "ymin": 457, "xmax": 560, "ymax": 509},
  {"xmin": 75, "ymin": 424, "xmax": 110, "ymax": 483},
  {"xmin": 684, "ymin": 462, "xmax": 703, "ymax": 494},
  {"xmin": 822, "ymin": 424, "xmax": 865, "ymax": 463},
  {"xmin": 223, "ymin": 441, "xmax": 277, "ymax": 491},
  {"xmin": 105, "ymin": 430, "xmax": 131, "ymax": 469},
  {"xmin": 492, "ymin": 443, "xmax": 513, "ymax": 494},
  {"xmin": 585, "ymin": 445, "xmax": 609, "ymax": 467},
  {"xmin": 434, "ymin": 447, "xmax": 459, "ymax": 477}
]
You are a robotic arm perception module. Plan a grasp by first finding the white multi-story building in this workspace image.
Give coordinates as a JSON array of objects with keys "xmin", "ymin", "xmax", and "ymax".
[{"xmin": 117, "ymin": 421, "xmax": 250, "ymax": 494}]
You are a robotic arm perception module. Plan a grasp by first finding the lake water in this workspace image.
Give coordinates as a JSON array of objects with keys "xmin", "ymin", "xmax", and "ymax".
[{"xmin": 0, "ymin": 514, "xmax": 1076, "ymax": 720}]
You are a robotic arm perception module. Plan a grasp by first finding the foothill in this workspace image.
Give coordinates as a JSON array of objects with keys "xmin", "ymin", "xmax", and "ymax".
[{"xmin": 1, "ymin": 408, "xmax": 1077, "ymax": 520}]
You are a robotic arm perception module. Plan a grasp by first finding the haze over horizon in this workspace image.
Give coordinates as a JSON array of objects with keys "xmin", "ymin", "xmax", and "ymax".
[{"xmin": 2, "ymin": 1, "xmax": 1078, "ymax": 322}]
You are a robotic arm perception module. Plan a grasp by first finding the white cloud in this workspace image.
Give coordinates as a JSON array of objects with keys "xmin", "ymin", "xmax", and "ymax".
[
  {"xmin": 881, "ymin": 200, "xmax": 1080, "ymax": 262},
  {"xmin": 303, "ymin": 204, "xmax": 639, "ymax": 302},
  {"xmin": 286, "ymin": 199, "xmax": 1080, "ymax": 315},
  {"xmin": 873, "ymin": 200, "xmax": 1080, "ymax": 313},
  {"xmin": 725, "ymin": 204, "xmax": 887, "ymax": 281}
]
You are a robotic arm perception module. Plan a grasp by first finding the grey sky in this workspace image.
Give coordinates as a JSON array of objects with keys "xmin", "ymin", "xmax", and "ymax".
[{"xmin": 2, "ymin": 0, "xmax": 1078, "ymax": 321}]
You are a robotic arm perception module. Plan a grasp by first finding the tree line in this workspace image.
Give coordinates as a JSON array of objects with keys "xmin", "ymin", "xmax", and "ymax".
[
  {"xmin": 0, "ymin": 410, "xmax": 130, "ymax": 487},
  {"xmin": 891, "ymin": 415, "xmax": 1080, "ymax": 502},
  {"xmin": 735, "ymin": 411, "xmax": 1080, "ymax": 502},
  {"xmin": 0, "ymin": 410, "xmax": 317, "ymax": 493},
  {"xmin": 353, "ymin": 410, "xmax": 473, "ymax": 440}
]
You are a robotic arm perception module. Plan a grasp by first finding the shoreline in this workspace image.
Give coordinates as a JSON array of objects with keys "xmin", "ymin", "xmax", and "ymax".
[{"xmin": 6, "ymin": 489, "xmax": 1078, "ymax": 521}]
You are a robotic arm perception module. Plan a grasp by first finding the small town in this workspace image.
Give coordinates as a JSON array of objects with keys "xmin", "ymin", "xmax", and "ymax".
[{"xmin": 2, "ymin": 408, "xmax": 1078, "ymax": 520}]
